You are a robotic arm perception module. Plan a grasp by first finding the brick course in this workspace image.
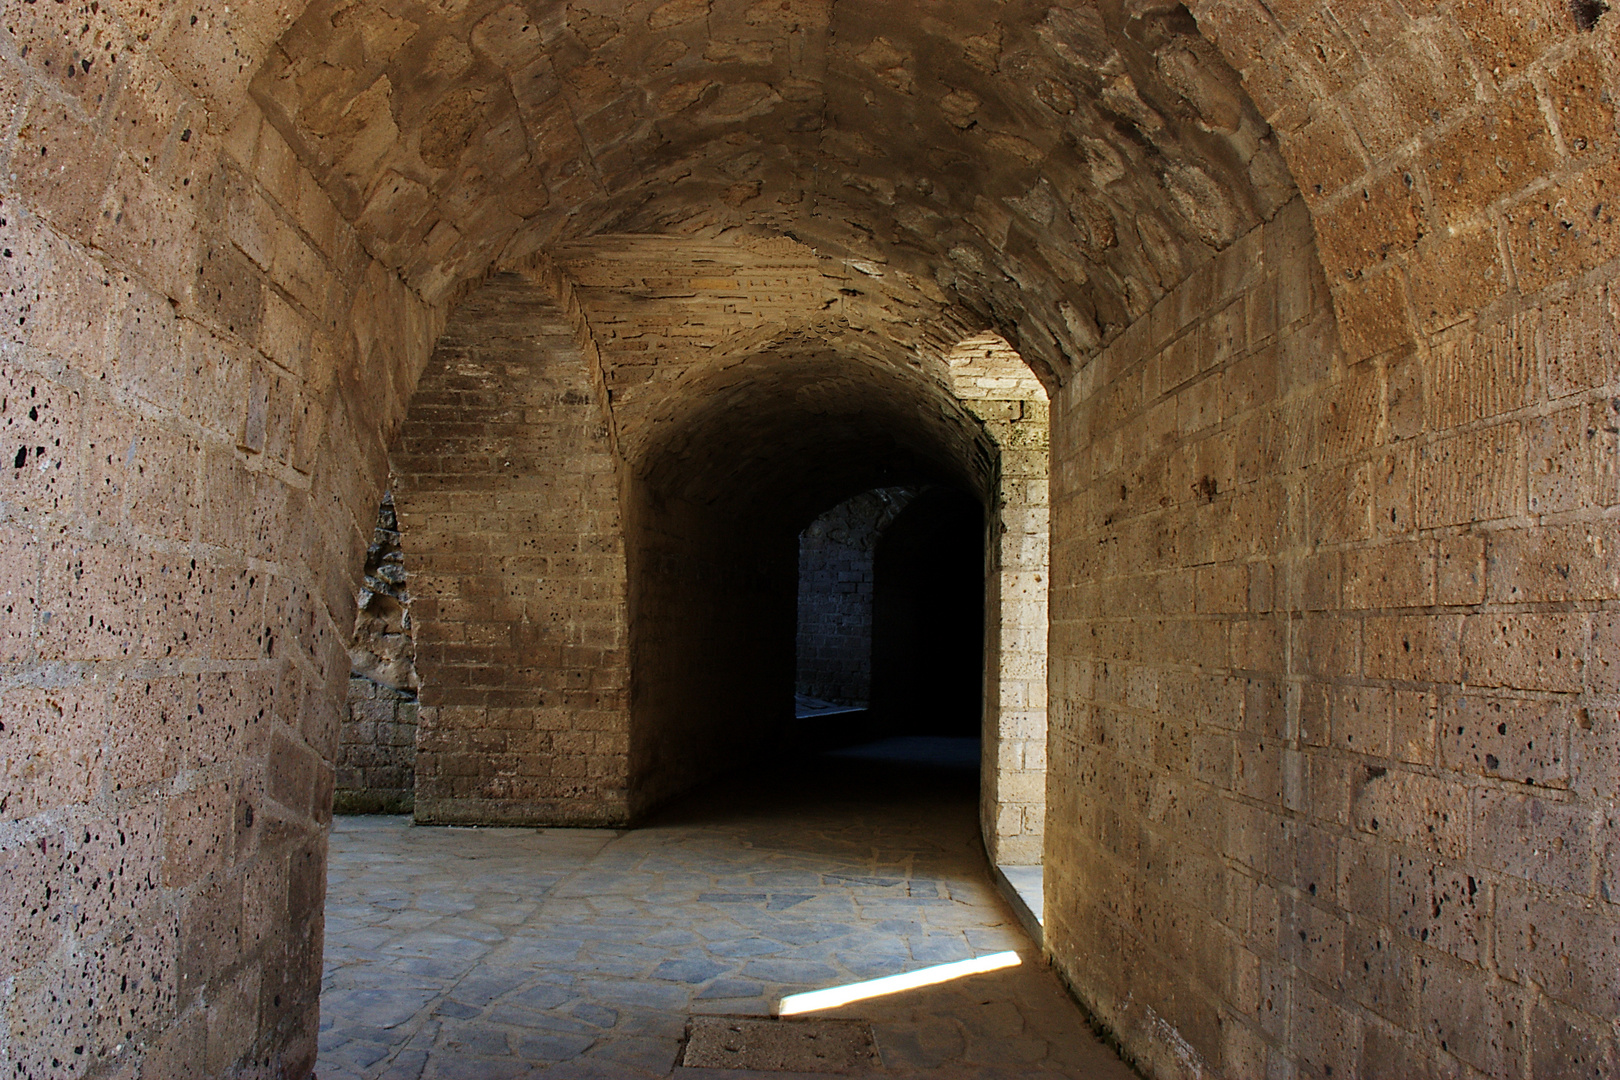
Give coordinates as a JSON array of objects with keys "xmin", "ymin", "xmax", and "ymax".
[
  {"xmin": 392, "ymin": 271, "xmax": 631, "ymax": 826},
  {"xmin": 1, "ymin": 0, "xmax": 1617, "ymax": 1077}
]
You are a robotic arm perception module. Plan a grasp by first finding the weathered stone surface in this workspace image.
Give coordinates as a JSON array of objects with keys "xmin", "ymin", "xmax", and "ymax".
[
  {"xmin": 392, "ymin": 270, "xmax": 631, "ymax": 826},
  {"xmin": 334, "ymin": 493, "xmax": 419, "ymax": 815},
  {"xmin": 1, "ymin": 0, "xmax": 1617, "ymax": 1077}
]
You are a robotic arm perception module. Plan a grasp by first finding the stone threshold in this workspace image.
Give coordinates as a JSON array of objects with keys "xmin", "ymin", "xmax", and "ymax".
[{"xmin": 992, "ymin": 863, "xmax": 1043, "ymax": 949}]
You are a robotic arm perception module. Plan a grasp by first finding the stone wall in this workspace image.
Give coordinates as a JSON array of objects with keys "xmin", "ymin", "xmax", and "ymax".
[
  {"xmin": 336, "ymin": 679, "xmax": 418, "ymax": 814},
  {"xmin": 392, "ymin": 272, "xmax": 631, "ymax": 827},
  {"xmin": 0, "ymin": 0, "xmax": 447, "ymax": 1069},
  {"xmin": 1049, "ymin": 191, "xmax": 1620, "ymax": 1078},
  {"xmin": 795, "ymin": 487, "xmax": 917, "ymax": 706},
  {"xmin": 947, "ymin": 336, "xmax": 1052, "ymax": 868},
  {"xmin": 334, "ymin": 493, "xmax": 418, "ymax": 815}
]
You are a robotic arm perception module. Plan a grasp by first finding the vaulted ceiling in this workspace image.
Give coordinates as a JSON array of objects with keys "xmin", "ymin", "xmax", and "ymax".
[{"xmin": 254, "ymin": 0, "xmax": 1294, "ymax": 386}]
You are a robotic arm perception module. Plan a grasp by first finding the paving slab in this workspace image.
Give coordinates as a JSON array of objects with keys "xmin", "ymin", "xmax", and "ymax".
[{"xmin": 317, "ymin": 741, "xmax": 1136, "ymax": 1079}]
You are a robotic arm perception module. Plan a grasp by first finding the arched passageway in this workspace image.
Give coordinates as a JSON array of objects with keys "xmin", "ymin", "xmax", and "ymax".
[
  {"xmin": 622, "ymin": 326, "xmax": 996, "ymax": 813},
  {"xmin": 4, "ymin": 0, "xmax": 1619, "ymax": 1077}
]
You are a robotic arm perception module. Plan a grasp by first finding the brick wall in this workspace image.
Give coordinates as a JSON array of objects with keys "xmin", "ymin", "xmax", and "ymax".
[
  {"xmin": 392, "ymin": 272, "xmax": 632, "ymax": 827},
  {"xmin": 947, "ymin": 336, "xmax": 1052, "ymax": 867},
  {"xmin": 0, "ymin": 0, "xmax": 463, "ymax": 1062},
  {"xmin": 336, "ymin": 679, "xmax": 417, "ymax": 814},
  {"xmin": 1047, "ymin": 201, "xmax": 1332, "ymax": 1078},
  {"xmin": 0, "ymin": 0, "xmax": 450, "ymax": 1064},
  {"xmin": 1048, "ymin": 190, "xmax": 1620, "ymax": 1078}
]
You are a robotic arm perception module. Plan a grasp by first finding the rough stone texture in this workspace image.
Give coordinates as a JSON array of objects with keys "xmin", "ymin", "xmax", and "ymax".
[
  {"xmin": 947, "ymin": 335, "xmax": 1052, "ymax": 868},
  {"xmin": 681, "ymin": 1016, "xmax": 880, "ymax": 1072},
  {"xmin": 0, "ymin": 3, "xmax": 442, "ymax": 1076},
  {"xmin": 335, "ymin": 493, "xmax": 419, "ymax": 815},
  {"xmin": 1049, "ymin": 191, "xmax": 1620, "ymax": 1080},
  {"xmin": 392, "ymin": 270, "xmax": 632, "ymax": 826},
  {"xmin": 335, "ymin": 677, "xmax": 417, "ymax": 815},
  {"xmin": 247, "ymin": 0, "xmax": 1293, "ymax": 383},
  {"xmin": 1, "ymin": 0, "xmax": 1617, "ymax": 1077},
  {"xmin": 795, "ymin": 487, "xmax": 917, "ymax": 706}
]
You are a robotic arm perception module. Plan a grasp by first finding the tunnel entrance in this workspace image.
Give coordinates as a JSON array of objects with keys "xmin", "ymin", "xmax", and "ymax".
[{"xmin": 325, "ymin": 270, "xmax": 1051, "ymax": 893}]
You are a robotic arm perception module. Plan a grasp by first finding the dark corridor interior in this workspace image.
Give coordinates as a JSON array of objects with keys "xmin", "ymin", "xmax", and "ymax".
[
  {"xmin": 869, "ymin": 489, "xmax": 985, "ymax": 739},
  {"xmin": 795, "ymin": 486, "xmax": 985, "ymax": 748}
]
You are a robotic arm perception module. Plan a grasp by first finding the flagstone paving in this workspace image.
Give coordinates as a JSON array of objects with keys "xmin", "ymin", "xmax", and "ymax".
[{"xmin": 316, "ymin": 739, "xmax": 1136, "ymax": 1079}]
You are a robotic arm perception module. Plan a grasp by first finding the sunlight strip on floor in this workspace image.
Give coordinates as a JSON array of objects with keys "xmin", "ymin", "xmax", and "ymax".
[{"xmin": 778, "ymin": 951, "xmax": 1023, "ymax": 1015}]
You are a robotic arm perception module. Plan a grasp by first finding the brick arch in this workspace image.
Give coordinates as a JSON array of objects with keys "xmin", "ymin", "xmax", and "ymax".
[
  {"xmin": 623, "ymin": 331, "xmax": 1000, "ymax": 812},
  {"xmin": 1190, "ymin": 0, "xmax": 1620, "ymax": 344},
  {"xmin": 1, "ymin": 0, "xmax": 1617, "ymax": 1078}
]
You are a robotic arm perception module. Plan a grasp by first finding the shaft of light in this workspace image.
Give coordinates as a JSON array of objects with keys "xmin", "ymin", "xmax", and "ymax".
[{"xmin": 777, "ymin": 951, "xmax": 1023, "ymax": 1015}]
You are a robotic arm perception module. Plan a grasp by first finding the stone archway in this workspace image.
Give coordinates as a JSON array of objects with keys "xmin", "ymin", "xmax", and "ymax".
[{"xmin": 3, "ymin": 1, "xmax": 1618, "ymax": 1077}]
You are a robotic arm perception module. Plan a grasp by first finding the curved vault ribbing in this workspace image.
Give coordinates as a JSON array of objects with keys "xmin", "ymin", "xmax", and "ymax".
[{"xmin": 254, "ymin": 0, "xmax": 1293, "ymax": 383}]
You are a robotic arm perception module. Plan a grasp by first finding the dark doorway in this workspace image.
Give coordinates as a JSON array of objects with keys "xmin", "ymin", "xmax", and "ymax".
[{"xmin": 869, "ymin": 488, "xmax": 985, "ymax": 739}]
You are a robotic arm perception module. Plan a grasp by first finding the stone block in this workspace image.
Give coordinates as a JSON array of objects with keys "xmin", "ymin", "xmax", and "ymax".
[
  {"xmin": 38, "ymin": 537, "xmax": 147, "ymax": 661},
  {"xmin": 1351, "ymin": 767, "xmax": 1469, "ymax": 859},
  {"xmin": 1506, "ymin": 166, "xmax": 1620, "ymax": 295},
  {"xmin": 1543, "ymin": 282, "xmax": 1617, "ymax": 399},
  {"xmin": 163, "ymin": 780, "xmax": 235, "ymax": 889},
  {"xmin": 1332, "ymin": 683, "xmax": 1391, "ymax": 757},
  {"xmin": 1472, "ymin": 788, "xmax": 1593, "ymax": 893},
  {"xmin": 1410, "ymin": 225, "xmax": 1509, "ymax": 334},
  {"xmin": 1416, "ymin": 423, "xmax": 1521, "ymax": 528},
  {"xmin": 1313, "ymin": 169, "xmax": 1424, "ymax": 280},
  {"xmin": 1530, "ymin": 1000, "xmax": 1620, "ymax": 1079},
  {"xmin": 1363, "ymin": 614, "xmax": 1462, "ymax": 683},
  {"xmin": 1436, "ymin": 534, "xmax": 1486, "ymax": 606},
  {"xmin": 11, "ymin": 95, "xmax": 118, "ymax": 239},
  {"xmin": 1343, "ymin": 541, "xmax": 1435, "ymax": 610},
  {"xmin": 1488, "ymin": 522, "xmax": 1620, "ymax": 603},
  {"xmin": 1414, "ymin": 953, "xmax": 1523, "ymax": 1076},
  {"xmin": 1390, "ymin": 852, "xmax": 1485, "ymax": 963},
  {"xmin": 94, "ymin": 150, "xmax": 201, "ymax": 301},
  {"xmin": 1424, "ymin": 83, "xmax": 1556, "ymax": 222},
  {"xmin": 0, "ymin": 686, "xmax": 104, "ymax": 820},
  {"xmin": 1331, "ymin": 269, "xmax": 1415, "ymax": 365},
  {"xmin": 1460, "ymin": 612, "xmax": 1587, "ymax": 692},
  {"xmin": 0, "ymin": 824, "xmax": 68, "ymax": 973},
  {"xmin": 1424, "ymin": 317, "xmax": 1536, "ymax": 430},
  {"xmin": 1527, "ymin": 405, "xmax": 1591, "ymax": 514},
  {"xmin": 1341, "ymin": 925, "xmax": 1413, "ymax": 1030},
  {"xmin": 0, "ymin": 360, "xmax": 83, "ymax": 519},
  {"xmin": 1439, "ymin": 694, "xmax": 1571, "ymax": 787},
  {"xmin": 1497, "ymin": 880, "xmax": 1620, "ymax": 1015}
]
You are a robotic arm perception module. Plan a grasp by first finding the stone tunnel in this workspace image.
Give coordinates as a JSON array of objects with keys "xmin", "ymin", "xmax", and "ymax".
[{"xmin": 2, "ymin": 0, "xmax": 1619, "ymax": 1076}]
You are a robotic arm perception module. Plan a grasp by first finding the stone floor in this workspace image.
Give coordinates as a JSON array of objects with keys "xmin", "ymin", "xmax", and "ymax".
[{"xmin": 317, "ymin": 738, "xmax": 1136, "ymax": 1079}]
